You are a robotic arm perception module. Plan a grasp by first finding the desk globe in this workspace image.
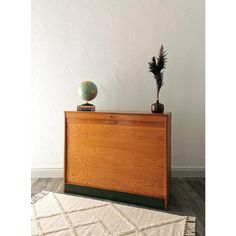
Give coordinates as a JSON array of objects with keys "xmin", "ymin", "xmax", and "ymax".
[{"xmin": 77, "ymin": 81, "xmax": 98, "ymax": 111}]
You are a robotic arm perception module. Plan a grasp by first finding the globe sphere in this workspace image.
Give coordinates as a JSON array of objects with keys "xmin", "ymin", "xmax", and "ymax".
[{"xmin": 78, "ymin": 81, "xmax": 98, "ymax": 102}]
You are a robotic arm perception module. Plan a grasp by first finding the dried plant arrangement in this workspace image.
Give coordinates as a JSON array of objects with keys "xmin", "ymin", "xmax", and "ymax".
[{"xmin": 148, "ymin": 45, "xmax": 167, "ymax": 113}]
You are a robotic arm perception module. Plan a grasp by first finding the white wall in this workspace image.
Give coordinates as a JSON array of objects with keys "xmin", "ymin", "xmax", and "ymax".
[{"xmin": 32, "ymin": 0, "xmax": 205, "ymax": 170}]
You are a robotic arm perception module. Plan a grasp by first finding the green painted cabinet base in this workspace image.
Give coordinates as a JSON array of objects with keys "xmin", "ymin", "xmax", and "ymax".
[{"xmin": 65, "ymin": 184, "xmax": 165, "ymax": 209}]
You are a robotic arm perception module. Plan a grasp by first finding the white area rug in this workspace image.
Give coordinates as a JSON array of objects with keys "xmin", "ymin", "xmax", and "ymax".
[{"xmin": 31, "ymin": 191, "xmax": 195, "ymax": 236}]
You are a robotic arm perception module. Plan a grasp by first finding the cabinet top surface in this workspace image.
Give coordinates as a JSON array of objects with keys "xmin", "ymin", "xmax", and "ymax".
[{"xmin": 64, "ymin": 111, "xmax": 171, "ymax": 116}]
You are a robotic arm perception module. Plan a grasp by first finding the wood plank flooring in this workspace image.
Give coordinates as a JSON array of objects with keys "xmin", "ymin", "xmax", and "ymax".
[{"xmin": 31, "ymin": 177, "xmax": 205, "ymax": 236}]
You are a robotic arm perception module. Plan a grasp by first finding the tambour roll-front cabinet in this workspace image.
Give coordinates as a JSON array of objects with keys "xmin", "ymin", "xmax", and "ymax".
[{"xmin": 64, "ymin": 111, "xmax": 171, "ymax": 209}]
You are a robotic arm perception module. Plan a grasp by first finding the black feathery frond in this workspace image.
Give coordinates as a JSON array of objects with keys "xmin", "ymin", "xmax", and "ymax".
[
  {"xmin": 157, "ymin": 45, "xmax": 167, "ymax": 71},
  {"xmin": 148, "ymin": 45, "xmax": 167, "ymax": 92},
  {"xmin": 148, "ymin": 57, "xmax": 157, "ymax": 75}
]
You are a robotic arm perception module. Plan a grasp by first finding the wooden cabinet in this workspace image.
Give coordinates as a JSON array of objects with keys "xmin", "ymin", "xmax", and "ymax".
[{"xmin": 64, "ymin": 111, "xmax": 171, "ymax": 209}]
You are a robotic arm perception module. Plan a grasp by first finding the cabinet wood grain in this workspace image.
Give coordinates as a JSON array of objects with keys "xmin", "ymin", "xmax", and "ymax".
[{"xmin": 64, "ymin": 111, "xmax": 171, "ymax": 209}]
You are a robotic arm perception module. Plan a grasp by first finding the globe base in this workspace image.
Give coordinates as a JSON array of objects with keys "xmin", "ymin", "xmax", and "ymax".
[{"xmin": 77, "ymin": 103, "xmax": 95, "ymax": 111}]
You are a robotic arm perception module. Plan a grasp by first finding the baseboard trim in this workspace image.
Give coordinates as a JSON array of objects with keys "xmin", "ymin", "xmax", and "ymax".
[
  {"xmin": 31, "ymin": 168, "xmax": 63, "ymax": 178},
  {"xmin": 31, "ymin": 167, "xmax": 205, "ymax": 178},
  {"xmin": 171, "ymin": 168, "xmax": 205, "ymax": 177}
]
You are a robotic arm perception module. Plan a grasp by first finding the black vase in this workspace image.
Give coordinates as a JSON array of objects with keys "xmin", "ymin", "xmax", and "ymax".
[{"xmin": 151, "ymin": 101, "xmax": 164, "ymax": 113}]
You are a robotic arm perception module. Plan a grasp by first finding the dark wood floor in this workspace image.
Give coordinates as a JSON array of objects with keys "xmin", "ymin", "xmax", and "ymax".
[{"xmin": 31, "ymin": 178, "xmax": 205, "ymax": 236}]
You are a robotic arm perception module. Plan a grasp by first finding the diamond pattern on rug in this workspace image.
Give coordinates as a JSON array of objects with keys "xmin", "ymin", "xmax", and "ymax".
[
  {"xmin": 143, "ymin": 221, "xmax": 185, "ymax": 236},
  {"xmin": 33, "ymin": 192, "xmax": 60, "ymax": 217},
  {"xmin": 114, "ymin": 203, "xmax": 185, "ymax": 229},
  {"xmin": 78, "ymin": 221, "xmax": 113, "ymax": 235},
  {"xmin": 39, "ymin": 214, "xmax": 68, "ymax": 233},
  {"xmin": 56, "ymin": 192, "xmax": 107, "ymax": 212},
  {"xmin": 31, "ymin": 192, "xmax": 195, "ymax": 236},
  {"xmin": 46, "ymin": 229, "xmax": 70, "ymax": 236}
]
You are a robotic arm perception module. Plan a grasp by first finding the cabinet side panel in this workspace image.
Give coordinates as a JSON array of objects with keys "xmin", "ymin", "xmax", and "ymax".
[
  {"xmin": 164, "ymin": 113, "xmax": 171, "ymax": 209},
  {"xmin": 64, "ymin": 114, "xmax": 67, "ymax": 191},
  {"xmin": 66, "ymin": 121, "xmax": 167, "ymax": 198}
]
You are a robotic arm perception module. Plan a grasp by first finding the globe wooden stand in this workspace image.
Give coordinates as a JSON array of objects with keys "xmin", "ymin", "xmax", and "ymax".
[{"xmin": 77, "ymin": 103, "xmax": 95, "ymax": 111}]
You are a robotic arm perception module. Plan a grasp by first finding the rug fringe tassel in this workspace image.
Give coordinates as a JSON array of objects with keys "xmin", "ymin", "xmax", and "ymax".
[
  {"xmin": 31, "ymin": 191, "xmax": 49, "ymax": 204},
  {"xmin": 184, "ymin": 216, "xmax": 196, "ymax": 236}
]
